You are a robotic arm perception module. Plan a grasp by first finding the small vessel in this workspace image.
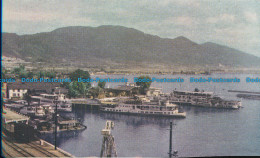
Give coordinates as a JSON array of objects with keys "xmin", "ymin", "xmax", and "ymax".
[
  {"xmin": 42, "ymin": 104, "xmax": 55, "ymax": 114},
  {"xmin": 35, "ymin": 94, "xmax": 72, "ymax": 112},
  {"xmin": 101, "ymin": 99, "xmax": 186, "ymax": 118},
  {"xmin": 170, "ymin": 90, "xmax": 242, "ymax": 109},
  {"xmin": 20, "ymin": 106, "xmax": 36, "ymax": 116},
  {"xmin": 20, "ymin": 105, "xmax": 46, "ymax": 117},
  {"xmin": 14, "ymin": 100, "xmax": 27, "ymax": 105},
  {"xmin": 35, "ymin": 106, "xmax": 46, "ymax": 117},
  {"xmin": 57, "ymin": 102, "xmax": 72, "ymax": 112}
]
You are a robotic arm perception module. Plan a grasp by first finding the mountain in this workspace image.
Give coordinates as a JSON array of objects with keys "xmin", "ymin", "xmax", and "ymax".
[{"xmin": 2, "ymin": 25, "xmax": 260, "ymax": 68}]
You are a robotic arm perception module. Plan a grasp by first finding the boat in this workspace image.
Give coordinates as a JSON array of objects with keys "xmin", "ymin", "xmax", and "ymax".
[
  {"xmin": 14, "ymin": 100, "xmax": 27, "ymax": 105},
  {"xmin": 34, "ymin": 94, "xmax": 72, "ymax": 112},
  {"xmin": 35, "ymin": 106, "xmax": 46, "ymax": 117},
  {"xmin": 20, "ymin": 105, "xmax": 46, "ymax": 117},
  {"xmin": 170, "ymin": 90, "xmax": 242, "ymax": 109},
  {"xmin": 20, "ymin": 106, "xmax": 36, "ymax": 116},
  {"xmin": 57, "ymin": 102, "xmax": 72, "ymax": 112},
  {"xmin": 100, "ymin": 99, "xmax": 186, "ymax": 118},
  {"xmin": 42, "ymin": 104, "xmax": 55, "ymax": 114}
]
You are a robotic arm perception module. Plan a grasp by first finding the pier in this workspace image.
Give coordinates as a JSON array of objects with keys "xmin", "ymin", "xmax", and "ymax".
[
  {"xmin": 236, "ymin": 94, "xmax": 260, "ymax": 100},
  {"xmin": 228, "ymin": 90, "xmax": 260, "ymax": 94}
]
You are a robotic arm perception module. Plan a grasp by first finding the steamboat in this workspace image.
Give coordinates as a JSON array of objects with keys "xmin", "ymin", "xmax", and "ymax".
[{"xmin": 101, "ymin": 99, "xmax": 186, "ymax": 118}]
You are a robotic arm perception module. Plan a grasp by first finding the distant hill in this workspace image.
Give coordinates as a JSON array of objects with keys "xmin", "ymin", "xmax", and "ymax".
[{"xmin": 2, "ymin": 25, "xmax": 260, "ymax": 68}]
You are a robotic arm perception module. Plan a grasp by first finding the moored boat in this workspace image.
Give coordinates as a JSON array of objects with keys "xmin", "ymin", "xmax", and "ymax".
[
  {"xmin": 57, "ymin": 103, "xmax": 72, "ymax": 112},
  {"xmin": 170, "ymin": 90, "xmax": 242, "ymax": 109},
  {"xmin": 101, "ymin": 100, "xmax": 186, "ymax": 118},
  {"xmin": 20, "ymin": 105, "xmax": 46, "ymax": 117}
]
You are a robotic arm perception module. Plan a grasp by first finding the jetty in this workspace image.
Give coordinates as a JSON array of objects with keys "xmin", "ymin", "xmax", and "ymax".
[
  {"xmin": 236, "ymin": 94, "xmax": 260, "ymax": 100},
  {"xmin": 228, "ymin": 90, "xmax": 260, "ymax": 94}
]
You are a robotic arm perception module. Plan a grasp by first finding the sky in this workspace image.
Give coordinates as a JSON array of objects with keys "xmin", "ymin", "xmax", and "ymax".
[{"xmin": 2, "ymin": 0, "xmax": 260, "ymax": 57}]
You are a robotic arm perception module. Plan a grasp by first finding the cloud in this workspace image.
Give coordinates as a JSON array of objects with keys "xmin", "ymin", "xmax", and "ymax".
[
  {"xmin": 244, "ymin": 11, "xmax": 258, "ymax": 23},
  {"xmin": 175, "ymin": 16, "xmax": 196, "ymax": 26},
  {"xmin": 163, "ymin": 16, "xmax": 197, "ymax": 27},
  {"xmin": 206, "ymin": 14, "xmax": 235, "ymax": 24},
  {"xmin": 175, "ymin": 0, "xmax": 201, "ymax": 7}
]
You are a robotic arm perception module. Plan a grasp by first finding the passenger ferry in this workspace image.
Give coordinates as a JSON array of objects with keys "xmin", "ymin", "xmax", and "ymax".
[
  {"xmin": 170, "ymin": 90, "xmax": 242, "ymax": 109},
  {"xmin": 101, "ymin": 100, "xmax": 186, "ymax": 118}
]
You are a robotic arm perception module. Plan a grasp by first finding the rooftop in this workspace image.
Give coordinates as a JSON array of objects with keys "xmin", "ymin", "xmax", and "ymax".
[
  {"xmin": 3, "ymin": 107, "xmax": 29, "ymax": 123},
  {"xmin": 8, "ymin": 81, "xmax": 61, "ymax": 91}
]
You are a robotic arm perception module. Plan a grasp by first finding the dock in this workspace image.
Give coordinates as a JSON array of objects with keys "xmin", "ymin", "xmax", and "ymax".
[
  {"xmin": 236, "ymin": 94, "xmax": 260, "ymax": 100},
  {"xmin": 228, "ymin": 90, "xmax": 260, "ymax": 94},
  {"xmin": 71, "ymin": 98, "xmax": 101, "ymax": 110}
]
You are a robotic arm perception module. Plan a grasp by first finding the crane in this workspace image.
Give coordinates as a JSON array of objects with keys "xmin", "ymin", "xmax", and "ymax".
[{"xmin": 100, "ymin": 120, "xmax": 117, "ymax": 157}]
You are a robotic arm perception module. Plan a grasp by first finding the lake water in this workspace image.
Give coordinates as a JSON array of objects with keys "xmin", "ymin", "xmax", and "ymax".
[{"xmin": 40, "ymin": 74, "xmax": 260, "ymax": 157}]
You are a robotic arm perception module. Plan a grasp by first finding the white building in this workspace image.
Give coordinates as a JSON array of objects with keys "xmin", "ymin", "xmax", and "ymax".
[
  {"xmin": 146, "ymin": 87, "xmax": 162, "ymax": 97},
  {"xmin": 8, "ymin": 89, "xmax": 28, "ymax": 99},
  {"xmin": 7, "ymin": 82, "xmax": 62, "ymax": 100}
]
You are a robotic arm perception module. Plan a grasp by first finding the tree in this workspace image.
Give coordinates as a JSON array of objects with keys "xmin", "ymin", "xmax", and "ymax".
[
  {"xmin": 12, "ymin": 65, "xmax": 25, "ymax": 74},
  {"xmin": 68, "ymin": 83, "xmax": 79, "ymax": 98},
  {"xmin": 98, "ymin": 81, "xmax": 106, "ymax": 89},
  {"xmin": 27, "ymin": 72, "xmax": 34, "ymax": 78},
  {"xmin": 24, "ymin": 90, "xmax": 32, "ymax": 106},
  {"xmin": 194, "ymin": 88, "xmax": 200, "ymax": 92},
  {"xmin": 69, "ymin": 69, "xmax": 90, "ymax": 82},
  {"xmin": 67, "ymin": 69, "xmax": 91, "ymax": 98},
  {"xmin": 136, "ymin": 76, "xmax": 152, "ymax": 95},
  {"xmin": 88, "ymin": 87, "xmax": 103, "ymax": 99},
  {"xmin": 19, "ymin": 71, "xmax": 28, "ymax": 79},
  {"xmin": 68, "ymin": 81, "xmax": 90, "ymax": 98},
  {"xmin": 45, "ymin": 71, "xmax": 56, "ymax": 79},
  {"xmin": 62, "ymin": 82, "xmax": 70, "ymax": 89},
  {"xmin": 12, "ymin": 65, "xmax": 29, "ymax": 79},
  {"xmin": 13, "ymin": 67, "xmax": 21, "ymax": 74},
  {"xmin": 38, "ymin": 71, "xmax": 45, "ymax": 78}
]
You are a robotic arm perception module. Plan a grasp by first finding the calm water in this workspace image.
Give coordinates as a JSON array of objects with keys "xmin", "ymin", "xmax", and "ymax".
[{"xmin": 40, "ymin": 74, "xmax": 260, "ymax": 157}]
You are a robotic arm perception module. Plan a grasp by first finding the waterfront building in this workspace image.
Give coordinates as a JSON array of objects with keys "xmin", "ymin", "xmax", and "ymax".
[
  {"xmin": 146, "ymin": 87, "xmax": 162, "ymax": 97},
  {"xmin": 105, "ymin": 83, "xmax": 139, "ymax": 97},
  {"xmin": 2, "ymin": 107, "xmax": 34, "ymax": 142},
  {"xmin": 7, "ymin": 81, "xmax": 62, "ymax": 100}
]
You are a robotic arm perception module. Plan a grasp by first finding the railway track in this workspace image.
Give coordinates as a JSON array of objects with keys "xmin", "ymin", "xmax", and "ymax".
[
  {"xmin": 27, "ymin": 141, "xmax": 60, "ymax": 157},
  {"xmin": 2, "ymin": 133, "xmax": 68, "ymax": 157},
  {"xmin": 2, "ymin": 138, "xmax": 35, "ymax": 157},
  {"xmin": 2, "ymin": 147, "xmax": 13, "ymax": 158},
  {"xmin": 4, "ymin": 139, "xmax": 61, "ymax": 157}
]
